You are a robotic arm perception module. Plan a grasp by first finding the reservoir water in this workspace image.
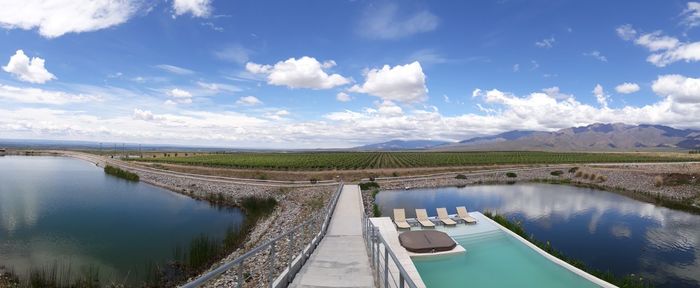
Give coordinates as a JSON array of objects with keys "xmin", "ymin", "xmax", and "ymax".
[
  {"xmin": 0, "ymin": 156, "xmax": 245, "ymax": 284},
  {"xmin": 376, "ymin": 183, "xmax": 700, "ymax": 288}
]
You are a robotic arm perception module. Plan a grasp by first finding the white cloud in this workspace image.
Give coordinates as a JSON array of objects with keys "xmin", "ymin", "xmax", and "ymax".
[
  {"xmin": 616, "ymin": 24, "xmax": 637, "ymax": 41},
  {"xmin": 133, "ymin": 108, "xmax": 154, "ymax": 121},
  {"xmin": 0, "ymin": 0, "xmax": 140, "ymax": 38},
  {"xmin": 592, "ymin": 84, "xmax": 609, "ymax": 108},
  {"xmin": 535, "ymin": 37, "xmax": 555, "ymax": 48},
  {"xmin": 2, "ymin": 50, "xmax": 56, "ymax": 83},
  {"xmin": 336, "ymin": 92, "xmax": 352, "ymax": 102},
  {"xmin": 196, "ymin": 81, "xmax": 241, "ymax": 94},
  {"xmin": 236, "ymin": 95, "xmax": 263, "ymax": 106},
  {"xmin": 652, "ymin": 74, "xmax": 700, "ymax": 103},
  {"xmin": 173, "ymin": 0, "xmax": 212, "ymax": 17},
  {"xmin": 349, "ymin": 61, "xmax": 428, "ymax": 103},
  {"xmin": 246, "ymin": 57, "xmax": 350, "ymax": 89},
  {"xmin": 358, "ymin": 3, "xmax": 438, "ymax": 40},
  {"xmin": 214, "ymin": 44, "xmax": 251, "ymax": 64},
  {"xmin": 443, "ymin": 95, "xmax": 450, "ymax": 103},
  {"xmin": 619, "ymin": 25, "xmax": 700, "ymax": 67},
  {"xmin": 512, "ymin": 64, "xmax": 520, "ymax": 72},
  {"xmin": 530, "ymin": 60, "xmax": 540, "ymax": 70},
  {"xmin": 156, "ymin": 64, "xmax": 194, "ymax": 75},
  {"xmin": 167, "ymin": 88, "xmax": 192, "ymax": 104},
  {"xmin": 615, "ymin": 82, "xmax": 641, "ymax": 94},
  {"xmin": 583, "ymin": 51, "xmax": 608, "ymax": 62},
  {"xmin": 0, "ymin": 84, "xmax": 98, "ymax": 105},
  {"xmin": 682, "ymin": 2, "xmax": 700, "ymax": 29}
]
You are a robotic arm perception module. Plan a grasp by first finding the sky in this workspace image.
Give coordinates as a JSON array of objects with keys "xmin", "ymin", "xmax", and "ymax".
[{"xmin": 1, "ymin": 0, "xmax": 700, "ymax": 148}]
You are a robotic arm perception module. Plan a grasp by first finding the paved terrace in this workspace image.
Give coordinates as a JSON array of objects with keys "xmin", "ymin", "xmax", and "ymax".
[{"xmin": 290, "ymin": 185, "xmax": 374, "ymax": 288}]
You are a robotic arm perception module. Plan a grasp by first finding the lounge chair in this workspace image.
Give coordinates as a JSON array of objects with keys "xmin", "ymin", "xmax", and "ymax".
[
  {"xmin": 415, "ymin": 209, "xmax": 435, "ymax": 227},
  {"xmin": 393, "ymin": 209, "xmax": 411, "ymax": 229},
  {"xmin": 436, "ymin": 208, "xmax": 457, "ymax": 226},
  {"xmin": 456, "ymin": 206, "xmax": 477, "ymax": 224}
]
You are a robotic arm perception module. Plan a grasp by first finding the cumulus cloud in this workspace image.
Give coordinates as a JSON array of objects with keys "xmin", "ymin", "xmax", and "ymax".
[
  {"xmin": 167, "ymin": 88, "xmax": 193, "ymax": 104},
  {"xmin": 132, "ymin": 108, "xmax": 155, "ymax": 121},
  {"xmin": 618, "ymin": 25, "xmax": 700, "ymax": 67},
  {"xmin": 246, "ymin": 57, "xmax": 350, "ymax": 89},
  {"xmin": 3, "ymin": 76, "xmax": 700, "ymax": 148},
  {"xmin": 682, "ymin": 2, "xmax": 700, "ymax": 29},
  {"xmin": 535, "ymin": 37, "xmax": 555, "ymax": 48},
  {"xmin": 0, "ymin": 84, "xmax": 97, "ymax": 105},
  {"xmin": 236, "ymin": 95, "xmax": 263, "ymax": 106},
  {"xmin": 652, "ymin": 74, "xmax": 700, "ymax": 103},
  {"xmin": 156, "ymin": 64, "xmax": 194, "ymax": 75},
  {"xmin": 2, "ymin": 50, "xmax": 56, "ymax": 83},
  {"xmin": 616, "ymin": 24, "xmax": 637, "ymax": 41},
  {"xmin": 173, "ymin": 0, "xmax": 212, "ymax": 17},
  {"xmin": 0, "ymin": 0, "xmax": 140, "ymax": 38},
  {"xmin": 336, "ymin": 92, "xmax": 352, "ymax": 102},
  {"xmin": 592, "ymin": 84, "xmax": 609, "ymax": 108},
  {"xmin": 615, "ymin": 82, "xmax": 641, "ymax": 94},
  {"xmin": 358, "ymin": 3, "xmax": 438, "ymax": 40},
  {"xmin": 349, "ymin": 61, "xmax": 428, "ymax": 103}
]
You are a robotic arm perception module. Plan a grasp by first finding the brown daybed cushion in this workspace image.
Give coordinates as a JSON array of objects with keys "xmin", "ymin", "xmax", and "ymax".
[{"xmin": 399, "ymin": 230, "xmax": 457, "ymax": 253}]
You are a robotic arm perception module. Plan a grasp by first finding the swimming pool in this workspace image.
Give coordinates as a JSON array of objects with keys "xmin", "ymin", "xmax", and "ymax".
[{"xmin": 408, "ymin": 213, "xmax": 611, "ymax": 288}]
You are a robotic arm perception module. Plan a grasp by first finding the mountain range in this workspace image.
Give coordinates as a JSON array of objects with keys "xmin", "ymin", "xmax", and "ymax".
[{"xmin": 354, "ymin": 123, "xmax": 700, "ymax": 151}]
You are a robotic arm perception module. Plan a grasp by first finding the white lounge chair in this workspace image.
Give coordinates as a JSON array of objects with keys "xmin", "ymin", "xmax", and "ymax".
[
  {"xmin": 436, "ymin": 208, "xmax": 457, "ymax": 226},
  {"xmin": 456, "ymin": 206, "xmax": 477, "ymax": 224},
  {"xmin": 415, "ymin": 209, "xmax": 435, "ymax": 227},
  {"xmin": 393, "ymin": 209, "xmax": 411, "ymax": 229}
]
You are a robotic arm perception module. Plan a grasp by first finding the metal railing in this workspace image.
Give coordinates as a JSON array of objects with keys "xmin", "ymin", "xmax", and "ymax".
[
  {"xmin": 363, "ymin": 217, "xmax": 419, "ymax": 288},
  {"xmin": 182, "ymin": 182, "xmax": 344, "ymax": 288}
]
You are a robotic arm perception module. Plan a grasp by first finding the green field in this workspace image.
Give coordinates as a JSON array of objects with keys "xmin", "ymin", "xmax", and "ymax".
[{"xmin": 133, "ymin": 151, "xmax": 692, "ymax": 170}]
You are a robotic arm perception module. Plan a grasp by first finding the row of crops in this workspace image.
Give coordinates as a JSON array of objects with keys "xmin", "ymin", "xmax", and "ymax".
[{"xmin": 133, "ymin": 151, "xmax": 692, "ymax": 170}]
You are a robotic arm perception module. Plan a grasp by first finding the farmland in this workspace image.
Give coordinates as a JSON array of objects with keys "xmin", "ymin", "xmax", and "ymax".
[{"xmin": 132, "ymin": 151, "xmax": 694, "ymax": 171}]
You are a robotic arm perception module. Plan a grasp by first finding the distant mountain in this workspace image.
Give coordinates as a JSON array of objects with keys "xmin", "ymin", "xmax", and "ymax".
[
  {"xmin": 437, "ymin": 123, "xmax": 700, "ymax": 151},
  {"xmin": 354, "ymin": 140, "xmax": 451, "ymax": 151},
  {"xmin": 458, "ymin": 130, "xmax": 536, "ymax": 145}
]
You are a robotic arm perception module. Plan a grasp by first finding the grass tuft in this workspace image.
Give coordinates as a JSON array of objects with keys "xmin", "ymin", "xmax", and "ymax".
[{"xmin": 104, "ymin": 165, "xmax": 139, "ymax": 181}]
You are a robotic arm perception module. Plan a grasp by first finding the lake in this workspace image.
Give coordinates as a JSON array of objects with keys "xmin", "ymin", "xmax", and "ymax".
[
  {"xmin": 376, "ymin": 183, "xmax": 700, "ymax": 288},
  {"xmin": 0, "ymin": 156, "xmax": 245, "ymax": 284}
]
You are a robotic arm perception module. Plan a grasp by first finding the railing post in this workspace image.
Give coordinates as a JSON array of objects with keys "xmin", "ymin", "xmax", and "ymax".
[
  {"xmin": 400, "ymin": 274, "xmax": 405, "ymax": 288},
  {"xmin": 383, "ymin": 246, "xmax": 389, "ymax": 288},
  {"xmin": 237, "ymin": 261, "xmax": 243, "ymax": 288},
  {"xmin": 268, "ymin": 241, "xmax": 276, "ymax": 287},
  {"xmin": 287, "ymin": 232, "xmax": 295, "ymax": 284}
]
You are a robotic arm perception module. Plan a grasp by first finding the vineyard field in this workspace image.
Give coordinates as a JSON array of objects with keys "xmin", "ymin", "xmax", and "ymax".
[{"xmin": 133, "ymin": 151, "xmax": 692, "ymax": 170}]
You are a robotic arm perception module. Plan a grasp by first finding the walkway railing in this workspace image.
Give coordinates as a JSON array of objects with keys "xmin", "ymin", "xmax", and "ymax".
[
  {"xmin": 182, "ymin": 182, "xmax": 344, "ymax": 288},
  {"xmin": 363, "ymin": 218, "xmax": 419, "ymax": 288}
]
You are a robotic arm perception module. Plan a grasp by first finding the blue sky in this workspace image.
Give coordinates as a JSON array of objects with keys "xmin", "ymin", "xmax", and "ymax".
[{"xmin": 1, "ymin": 0, "xmax": 700, "ymax": 148}]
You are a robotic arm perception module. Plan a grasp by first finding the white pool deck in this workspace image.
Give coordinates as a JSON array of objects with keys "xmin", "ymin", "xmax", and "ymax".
[{"xmin": 289, "ymin": 185, "xmax": 374, "ymax": 288}]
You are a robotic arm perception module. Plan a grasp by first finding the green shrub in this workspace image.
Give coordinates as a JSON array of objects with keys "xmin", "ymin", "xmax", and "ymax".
[
  {"xmin": 455, "ymin": 174, "xmax": 468, "ymax": 179},
  {"xmin": 309, "ymin": 178, "xmax": 318, "ymax": 184},
  {"xmin": 359, "ymin": 181, "xmax": 380, "ymax": 190},
  {"xmin": 550, "ymin": 170, "xmax": 564, "ymax": 176},
  {"xmin": 506, "ymin": 172, "xmax": 517, "ymax": 178},
  {"xmin": 372, "ymin": 203, "xmax": 381, "ymax": 217},
  {"xmin": 568, "ymin": 167, "xmax": 579, "ymax": 173},
  {"xmin": 104, "ymin": 165, "xmax": 139, "ymax": 181}
]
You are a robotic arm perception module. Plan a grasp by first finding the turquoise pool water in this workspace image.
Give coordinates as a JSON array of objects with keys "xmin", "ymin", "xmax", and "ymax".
[{"xmin": 410, "ymin": 214, "xmax": 603, "ymax": 288}]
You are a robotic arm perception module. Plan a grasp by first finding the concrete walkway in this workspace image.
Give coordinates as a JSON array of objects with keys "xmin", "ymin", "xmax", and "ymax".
[{"xmin": 290, "ymin": 185, "xmax": 374, "ymax": 288}]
